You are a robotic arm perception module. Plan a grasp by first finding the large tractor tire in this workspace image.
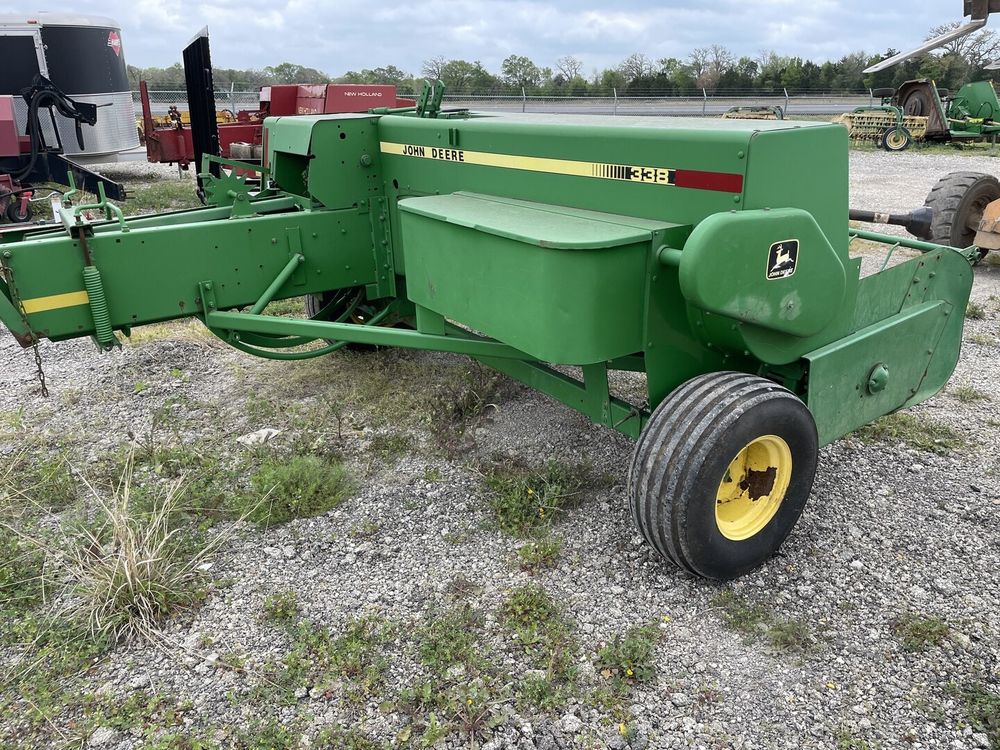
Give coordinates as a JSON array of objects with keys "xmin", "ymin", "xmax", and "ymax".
[
  {"xmin": 924, "ymin": 172, "xmax": 1000, "ymax": 248},
  {"xmin": 628, "ymin": 372, "xmax": 818, "ymax": 580},
  {"xmin": 901, "ymin": 87, "xmax": 932, "ymax": 117}
]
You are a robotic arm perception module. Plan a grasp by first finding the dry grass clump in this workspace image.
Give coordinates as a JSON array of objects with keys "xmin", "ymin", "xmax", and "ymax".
[{"xmin": 2, "ymin": 452, "xmax": 225, "ymax": 643}]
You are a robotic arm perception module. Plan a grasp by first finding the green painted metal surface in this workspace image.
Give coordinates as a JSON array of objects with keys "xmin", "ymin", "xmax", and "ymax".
[
  {"xmin": 0, "ymin": 104, "xmax": 977, "ymax": 450},
  {"xmin": 400, "ymin": 192, "xmax": 671, "ymax": 364}
]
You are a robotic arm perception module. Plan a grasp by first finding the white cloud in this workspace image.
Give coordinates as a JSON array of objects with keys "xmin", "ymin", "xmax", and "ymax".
[{"xmin": 52, "ymin": 0, "xmax": 957, "ymax": 78}]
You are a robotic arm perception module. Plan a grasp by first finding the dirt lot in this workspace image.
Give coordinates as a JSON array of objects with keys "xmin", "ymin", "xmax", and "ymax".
[{"xmin": 1, "ymin": 151, "xmax": 998, "ymax": 750}]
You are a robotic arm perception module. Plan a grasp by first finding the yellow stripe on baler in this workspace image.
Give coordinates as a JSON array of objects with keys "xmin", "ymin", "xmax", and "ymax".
[{"xmin": 20, "ymin": 290, "xmax": 90, "ymax": 314}]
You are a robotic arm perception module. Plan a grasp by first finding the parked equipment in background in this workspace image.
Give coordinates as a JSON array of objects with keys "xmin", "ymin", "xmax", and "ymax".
[
  {"xmin": 721, "ymin": 105, "xmax": 784, "ymax": 121},
  {"xmin": 0, "ymin": 76, "xmax": 126, "ymax": 225},
  {"xmin": 836, "ymin": 79, "xmax": 1000, "ymax": 150},
  {"xmin": 0, "ymin": 13, "xmax": 139, "ymax": 163},
  {"xmin": 140, "ymin": 32, "xmax": 415, "ymax": 172},
  {"xmin": 0, "ymin": 75, "xmax": 981, "ymax": 579}
]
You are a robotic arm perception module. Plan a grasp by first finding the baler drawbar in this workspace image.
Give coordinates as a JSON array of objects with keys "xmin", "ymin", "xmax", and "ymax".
[{"xmin": 0, "ymin": 86, "xmax": 978, "ymax": 579}]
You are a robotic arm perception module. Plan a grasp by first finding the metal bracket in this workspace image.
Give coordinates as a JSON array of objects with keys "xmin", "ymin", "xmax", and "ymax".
[{"xmin": 368, "ymin": 197, "xmax": 396, "ymax": 300}]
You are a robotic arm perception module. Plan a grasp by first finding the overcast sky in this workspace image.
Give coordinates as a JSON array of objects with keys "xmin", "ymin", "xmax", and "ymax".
[{"xmin": 58, "ymin": 0, "xmax": 953, "ymax": 75}]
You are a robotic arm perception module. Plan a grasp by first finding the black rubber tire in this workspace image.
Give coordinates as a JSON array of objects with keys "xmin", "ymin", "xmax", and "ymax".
[
  {"xmin": 305, "ymin": 287, "xmax": 382, "ymax": 351},
  {"xmin": 628, "ymin": 372, "xmax": 818, "ymax": 580},
  {"xmin": 901, "ymin": 88, "xmax": 931, "ymax": 117},
  {"xmin": 5, "ymin": 200, "xmax": 31, "ymax": 223},
  {"xmin": 924, "ymin": 172, "xmax": 1000, "ymax": 248},
  {"xmin": 879, "ymin": 126, "xmax": 912, "ymax": 152}
]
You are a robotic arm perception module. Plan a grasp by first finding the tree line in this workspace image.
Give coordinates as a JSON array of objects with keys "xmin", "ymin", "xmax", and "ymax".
[{"xmin": 130, "ymin": 22, "xmax": 1000, "ymax": 96}]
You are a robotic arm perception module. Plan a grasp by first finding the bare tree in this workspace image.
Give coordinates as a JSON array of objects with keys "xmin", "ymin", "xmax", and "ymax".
[
  {"xmin": 688, "ymin": 48, "xmax": 710, "ymax": 86},
  {"xmin": 618, "ymin": 52, "xmax": 655, "ymax": 83},
  {"xmin": 927, "ymin": 21, "xmax": 1000, "ymax": 68},
  {"xmin": 421, "ymin": 56, "xmax": 447, "ymax": 81},
  {"xmin": 556, "ymin": 55, "xmax": 584, "ymax": 80}
]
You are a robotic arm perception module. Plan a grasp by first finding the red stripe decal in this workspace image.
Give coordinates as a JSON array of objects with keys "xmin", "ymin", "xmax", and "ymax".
[{"xmin": 674, "ymin": 169, "xmax": 744, "ymax": 193}]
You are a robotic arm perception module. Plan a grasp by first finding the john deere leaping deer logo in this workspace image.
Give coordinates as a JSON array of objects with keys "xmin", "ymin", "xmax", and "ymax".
[{"xmin": 766, "ymin": 239, "xmax": 799, "ymax": 280}]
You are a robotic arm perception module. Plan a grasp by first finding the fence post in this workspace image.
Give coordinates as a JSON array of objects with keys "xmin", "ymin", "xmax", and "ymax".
[
  {"xmin": 613, "ymin": 87, "xmax": 618, "ymax": 116},
  {"xmin": 522, "ymin": 87, "xmax": 526, "ymax": 113},
  {"xmin": 702, "ymin": 88, "xmax": 708, "ymax": 116},
  {"xmin": 783, "ymin": 88, "xmax": 789, "ymax": 115}
]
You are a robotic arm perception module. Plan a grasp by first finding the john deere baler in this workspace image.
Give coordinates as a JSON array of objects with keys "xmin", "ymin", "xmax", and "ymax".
[{"xmin": 0, "ymin": 92, "xmax": 976, "ymax": 579}]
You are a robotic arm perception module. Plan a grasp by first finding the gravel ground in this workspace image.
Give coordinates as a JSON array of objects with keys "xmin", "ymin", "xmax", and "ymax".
[{"xmin": 1, "ymin": 150, "xmax": 999, "ymax": 750}]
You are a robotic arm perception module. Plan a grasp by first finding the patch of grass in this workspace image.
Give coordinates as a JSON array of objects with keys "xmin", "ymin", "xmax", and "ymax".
[
  {"xmin": 4, "ymin": 450, "xmax": 77, "ymax": 509},
  {"xmin": 712, "ymin": 590, "xmax": 769, "ymax": 635},
  {"xmin": 968, "ymin": 332, "xmax": 996, "ymax": 346},
  {"xmin": 401, "ymin": 605, "xmax": 508, "ymax": 744},
  {"xmin": 516, "ymin": 536, "xmax": 562, "ymax": 572},
  {"xmin": 712, "ymin": 590, "xmax": 814, "ymax": 653},
  {"xmin": 0, "ymin": 524, "xmax": 44, "ymax": 618},
  {"xmin": 417, "ymin": 605, "xmax": 482, "ymax": 675},
  {"xmin": 855, "ymin": 411, "xmax": 965, "ymax": 455},
  {"xmin": 833, "ymin": 727, "xmax": 877, "ymax": 750},
  {"xmin": 245, "ymin": 454, "xmax": 353, "ymax": 526},
  {"xmin": 115, "ymin": 178, "xmax": 202, "ymax": 216},
  {"xmin": 429, "ymin": 364, "xmax": 504, "ymax": 454},
  {"xmin": 892, "ymin": 613, "xmax": 949, "ymax": 652},
  {"xmin": 766, "ymin": 619, "xmax": 813, "ymax": 653},
  {"xmin": 955, "ymin": 683, "xmax": 1000, "ymax": 748},
  {"xmin": 952, "ymin": 384, "xmax": 990, "ymax": 403},
  {"xmin": 595, "ymin": 623, "xmax": 660, "ymax": 693},
  {"xmin": 501, "ymin": 583, "xmax": 579, "ymax": 710},
  {"xmin": 84, "ymin": 690, "xmax": 193, "ymax": 743},
  {"xmin": 259, "ymin": 615, "xmax": 395, "ymax": 706},
  {"xmin": 262, "ymin": 591, "xmax": 299, "ymax": 624},
  {"xmin": 368, "ymin": 431, "xmax": 412, "ymax": 462},
  {"xmin": 49, "ymin": 468, "xmax": 213, "ymax": 643},
  {"xmin": 314, "ymin": 726, "xmax": 384, "ymax": 750},
  {"xmin": 484, "ymin": 460, "xmax": 586, "ymax": 537},
  {"xmin": 967, "ymin": 300, "xmax": 988, "ymax": 320},
  {"xmin": 0, "ymin": 617, "xmax": 108, "ymax": 744},
  {"xmin": 264, "ymin": 296, "xmax": 305, "ymax": 317}
]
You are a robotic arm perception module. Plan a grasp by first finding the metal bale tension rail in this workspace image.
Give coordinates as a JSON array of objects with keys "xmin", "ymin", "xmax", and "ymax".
[{"xmin": 0, "ymin": 75, "xmax": 981, "ymax": 580}]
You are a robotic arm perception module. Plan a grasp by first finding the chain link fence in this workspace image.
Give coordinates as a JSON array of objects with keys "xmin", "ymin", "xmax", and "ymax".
[{"xmin": 134, "ymin": 89, "xmax": 875, "ymax": 117}]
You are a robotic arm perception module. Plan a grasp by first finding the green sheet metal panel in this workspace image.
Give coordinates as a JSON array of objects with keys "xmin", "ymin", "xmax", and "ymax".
[
  {"xmin": 399, "ymin": 192, "xmax": 673, "ymax": 364},
  {"xmin": 679, "ymin": 207, "xmax": 846, "ymax": 339},
  {"xmin": 804, "ymin": 301, "xmax": 949, "ymax": 446}
]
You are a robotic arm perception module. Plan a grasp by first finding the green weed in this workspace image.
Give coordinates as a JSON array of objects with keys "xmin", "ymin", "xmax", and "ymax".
[
  {"xmin": 246, "ymin": 454, "xmax": 353, "ymax": 526},
  {"xmin": 262, "ymin": 591, "xmax": 299, "ymax": 624},
  {"xmin": 516, "ymin": 536, "xmax": 562, "ymax": 572},
  {"xmin": 892, "ymin": 613, "xmax": 949, "ymax": 652},
  {"xmin": 952, "ymin": 384, "xmax": 990, "ymax": 403},
  {"xmin": 967, "ymin": 300, "xmax": 987, "ymax": 320},
  {"xmin": 595, "ymin": 623, "xmax": 660, "ymax": 691},
  {"xmin": 856, "ymin": 412, "xmax": 965, "ymax": 455},
  {"xmin": 485, "ymin": 461, "xmax": 585, "ymax": 537}
]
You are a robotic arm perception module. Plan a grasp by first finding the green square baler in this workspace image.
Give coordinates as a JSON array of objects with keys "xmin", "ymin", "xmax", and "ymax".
[{"xmin": 0, "ymin": 104, "xmax": 976, "ymax": 579}]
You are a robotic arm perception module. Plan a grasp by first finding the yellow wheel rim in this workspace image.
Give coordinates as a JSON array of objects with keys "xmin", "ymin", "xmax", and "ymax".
[
  {"xmin": 715, "ymin": 435, "xmax": 792, "ymax": 541},
  {"xmin": 886, "ymin": 131, "xmax": 907, "ymax": 149}
]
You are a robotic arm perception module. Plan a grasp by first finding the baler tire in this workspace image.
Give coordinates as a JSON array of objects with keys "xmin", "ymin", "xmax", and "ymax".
[
  {"xmin": 924, "ymin": 172, "xmax": 1000, "ymax": 248},
  {"xmin": 305, "ymin": 288, "xmax": 383, "ymax": 351},
  {"xmin": 628, "ymin": 372, "xmax": 818, "ymax": 580}
]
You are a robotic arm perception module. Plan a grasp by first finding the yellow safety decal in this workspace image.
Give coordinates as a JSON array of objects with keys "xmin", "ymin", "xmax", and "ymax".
[
  {"xmin": 379, "ymin": 141, "xmax": 745, "ymax": 193},
  {"xmin": 20, "ymin": 290, "xmax": 90, "ymax": 314},
  {"xmin": 380, "ymin": 141, "xmax": 675, "ymax": 186}
]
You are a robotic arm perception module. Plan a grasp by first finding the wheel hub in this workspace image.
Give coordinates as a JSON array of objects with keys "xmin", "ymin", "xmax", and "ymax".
[{"xmin": 715, "ymin": 435, "xmax": 792, "ymax": 541}]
